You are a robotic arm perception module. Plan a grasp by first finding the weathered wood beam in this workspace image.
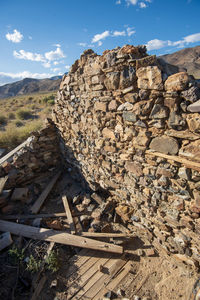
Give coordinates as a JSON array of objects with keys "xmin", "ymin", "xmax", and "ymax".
[
  {"xmin": 31, "ymin": 171, "xmax": 61, "ymax": 214},
  {"xmin": 146, "ymin": 150, "xmax": 200, "ymax": 172},
  {"xmin": 62, "ymin": 195, "xmax": 76, "ymax": 234},
  {"xmin": 0, "ymin": 220, "xmax": 123, "ymax": 254},
  {"xmin": 0, "ymin": 140, "xmax": 29, "ymax": 165},
  {"xmin": 0, "ymin": 211, "xmax": 91, "ymax": 220}
]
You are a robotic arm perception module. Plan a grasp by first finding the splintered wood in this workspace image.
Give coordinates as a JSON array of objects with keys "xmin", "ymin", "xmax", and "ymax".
[
  {"xmin": 0, "ymin": 220, "xmax": 123, "ymax": 254},
  {"xmin": 61, "ymin": 249, "xmax": 131, "ymax": 299}
]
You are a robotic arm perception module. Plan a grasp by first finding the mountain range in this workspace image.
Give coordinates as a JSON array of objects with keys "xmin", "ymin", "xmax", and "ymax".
[
  {"xmin": 0, "ymin": 76, "xmax": 62, "ymax": 99},
  {"xmin": 0, "ymin": 45, "xmax": 199, "ymax": 99}
]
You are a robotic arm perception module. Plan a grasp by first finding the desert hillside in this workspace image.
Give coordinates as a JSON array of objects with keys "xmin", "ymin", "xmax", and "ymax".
[{"xmin": 161, "ymin": 45, "xmax": 200, "ymax": 79}]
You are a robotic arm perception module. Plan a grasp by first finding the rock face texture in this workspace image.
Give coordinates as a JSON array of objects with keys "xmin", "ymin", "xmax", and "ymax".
[{"xmin": 52, "ymin": 45, "xmax": 200, "ymax": 265}]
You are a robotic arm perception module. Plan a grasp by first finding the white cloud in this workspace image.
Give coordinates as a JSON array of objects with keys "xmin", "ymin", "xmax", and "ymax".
[
  {"xmin": 126, "ymin": 27, "xmax": 136, "ymax": 36},
  {"xmin": 98, "ymin": 41, "xmax": 103, "ymax": 46},
  {"xmin": 13, "ymin": 50, "xmax": 45, "ymax": 62},
  {"xmin": 116, "ymin": 0, "xmax": 121, "ymax": 4},
  {"xmin": 113, "ymin": 30, "xmax": 126, "ymax": 36},
  {"xmin": 78, "ymin": 42, "xmax": 87, "ymax": 47},
  {"xmin": 45, "ymin": 46, "xmax": 65, "ymax": 61},
  {"xmin": 146, "ymin": 39, "xmax": 169, "ymax": 50},
  {"xmin": 146, "ymin": 32, "xmax": 200, "ymax": 51},
  {"xmin": 126, "ymin": 0, "xmax": 138, "ymax": 5},
  {"xmin": 51, "ymin": 68, "xmax": 61, "ymax": 73},
  {"xmin": 43, "ymin": 62, "xmax": 51, "ymax": 68},
  {"xmin": 139, "ymin": 2, "xmax": 147, "ymax": 8},
  {"xmin": 0, "ymin": 71, "xmax": 53, "ymax": 80},
  {"xmin": 65, "ymin": 65, "xmax": 70, "ymax": 70},
  {"xmin": 92, "ymin": 30, "xmax": 110, "ymax": 43},
  {"xmin": 53, "ymin": 61, "xmax": 59, "ymax": 65},
  {"xmin": 28, "ymin": 36, "xmax": 32, "ymax": 40},
  {"xmin": 53, "ymin": 43, "xmax": 61, "ymax": 47},
  {"xmin": 6, "ymin": 29, "xmax": 23, "ymax": 43}
]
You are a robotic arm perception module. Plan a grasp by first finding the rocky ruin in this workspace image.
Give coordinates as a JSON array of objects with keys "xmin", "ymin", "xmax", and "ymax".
[
  {"xmin": 52, "ymin": 45, "xmax": 200, "ymax": 265},
  {"xmin": 0, "ymin": 45, "xmax": 200, "ymax": 268}
]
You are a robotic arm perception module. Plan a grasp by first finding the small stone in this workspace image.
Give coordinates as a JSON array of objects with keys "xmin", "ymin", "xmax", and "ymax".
[
  {"xmin": 181, "ymin": 86, "xmax": 200, "ymax": 103},
  {"xmin": 50, "ymin": 279, "xmax": 57, "ymax": 288},
  {"xmin": 145, "ymin": 248, "xmax": 155, "ymax": 256},
  {"xmin": 125, "ymin": 161, "xmax": 143, "ymax": 176},
  {"xmin": 102, "ymin": 128, "xmax": 115, "ymax": 140},
  {"xmin": 32, "ymin": 218, "xmax": 42, "ymax": 227},
  {"xmin": 123, "ymin": 111, "xmax": 137, "ymax": 122},
  {"xmin": 149, "ymin": 104, "xmax": 169, "ymax": 119},
  {"xmin": 108, "ymin": 100, "xmax": 118, "ymax": 111},
  {"xmin": 149, "ymin": 136, "xmax": 179, "ymax": 155},
  {"xmin": 94, "ymin": 101, "xmax": 107, "ymax": 112},
  {"xmin": 178, "ymin": 167, "xmax": 191, "ymax": 180},
  {"xmin": 187, "ymin": 99, "xmax": 200, "ymax": 112},
  {"xmin": 117, "ymin": 102, "xmax": 134, "ymax": 111}
]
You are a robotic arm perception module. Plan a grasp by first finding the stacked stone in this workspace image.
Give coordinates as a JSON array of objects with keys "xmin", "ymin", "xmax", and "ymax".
[
  {"xmin": 0, "ymin": 119, "xmax": 61, "ymax": 213},
  {"xmin": 53, "ymin": 45, "xmax": 200, "ymax": 265}
]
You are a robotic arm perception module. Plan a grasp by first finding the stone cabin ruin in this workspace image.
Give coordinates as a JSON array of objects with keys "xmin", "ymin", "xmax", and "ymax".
[{"xmin": 0, "ymin": 45, "xmax": 200, "ymax": 266}]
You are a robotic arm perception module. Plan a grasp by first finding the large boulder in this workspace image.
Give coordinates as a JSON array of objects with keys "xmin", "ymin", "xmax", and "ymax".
[
  {"xmin": 164, "ymin": 72, "xmax": 189, "ymax": 91},
  {"xmin": 136, "ymin": 66, "xmax": 163, "ymax": 90}
]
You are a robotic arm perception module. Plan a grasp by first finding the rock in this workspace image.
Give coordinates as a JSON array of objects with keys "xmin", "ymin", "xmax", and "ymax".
[
  {"xmin": 165, "ymin": 129, "xmax": 200, "ymax": 140},
  {"xmin": 181, "ymin": 86, "xmax": 200, "ymax": 103},
  {"xmin": 94, "ymin": 101, "xmax": 107, "ymax": 112},
  {"xmin": 123, "ymin": 111, "xmax": 137, "ymax": 122},
  {"xmin": 145, "ymin": 248, "xmax": 155, "ymax": 256},
  {"xmin": 149, "ymin": 104, "xmax": 169, "ymax": 119},
  {"xmin": 187, "ymin": 99, "xmax": 200, "ymax": 112},
  {"xmin": 108, "ymin": 100, "xmax": 118, "ymax": 111},
  {"xmin": 11, "ymin": 187, "xmax": 29, "ymax": 202},
  {"xmin": 136, "ymin": 66, "xmax": 163, "ymax": 90},
  {"xmin": 149, "ymin": 136, "xmax": 179, "ymax": 155},
  {"xmin": 168, "ymin": 112, "xmax": 186, "ymax": 130},
  {"xmin": 104, "ymin": 72, "xmax": 120, "ymax": 90},
  {"xmin": 125, "ymin": 161, "xmax": 143, "ymax": 176},
  {"xmin": 1, "ymin": 204, "xmax": 14, "ymax": 214},
  {"xmin": 164, "ymin": 72, "xmax": 189, "ymax": 91},
  {"xmin": 178, "ymin": 167, "xmax": 191, "ymax": 180},
  {"xmin": 187, "ymin": 113, "xmax": 200, "ymax": 133},
  {"xmin": 117, "ymin": 102, "xmax": 134, "ymax": 111},
  {"xmin": 0, "ymin": 232, "xmax": 13, "ymax": 251},
  {"xmin": 179, "ymin": 140, "xmax": 200, "ymax": 160},
  {"xmin": 102, "ymin": 128, "xmax": 115, "ymax": 140}
]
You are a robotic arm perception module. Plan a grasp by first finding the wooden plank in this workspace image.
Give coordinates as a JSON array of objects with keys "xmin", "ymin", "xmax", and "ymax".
[
  {"xmin": 31, "ymin": 171, "xmax": 61, "ymax": 214},
  {"xmin": 146, "ymin": 150, "xmax": 200, "ymax": 172},
  {"xmin": 62, "ymin": 195, "xmax": 76, "ymax": 234},
  {"xmin": 31, "ymin": 275, "xmax": 47, "ymax": 300},
  {"xmin": 78, "ymin": 232, "xmax": 134, "ymax": 238},
  {"xmin": 0, "ymin": 220, "xmax": 123, "ymax": 254},
  {"xmin": 94, "ymin": 261, "xmax": 132, "ymax": 300},
  {"xmin": 0, "ymin": 232, "xmax": 13, "ymax": 251},
  {"xmin": 0, "ymin": 211, "xmax": 91, "ymax": 220},
  {"xmin": 74, "ymin": 255, "xmax": 127, "ymax": 299},
  {"xmin": 0, "ymin": 176, "xmax": 8, "ymax": 194},
  {"xmin": 0, "ymin": 140, "xmax": 29, "ymax": 165},
  {"xmin": 66, "ymin": 254, "xmax": 111, "ymax": 299}
]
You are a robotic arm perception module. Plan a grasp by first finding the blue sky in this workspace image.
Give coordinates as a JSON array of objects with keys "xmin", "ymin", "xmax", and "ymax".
[{"xmin": 0, "ymin": 0, "xmax": 200, "ymax": 85}]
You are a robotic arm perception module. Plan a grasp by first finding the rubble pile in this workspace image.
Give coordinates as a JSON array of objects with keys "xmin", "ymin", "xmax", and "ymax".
[
  {"xmin": 52, "ymin": 45, "xmax": 200, "ymax": 265},
  {"xmin": 0, "ymin": 119, "xmax": 61, "ymax": 214}
]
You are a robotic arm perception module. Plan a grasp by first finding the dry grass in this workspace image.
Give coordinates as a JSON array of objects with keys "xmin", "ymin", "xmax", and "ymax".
[{"xmin": 0, "ymin": 92, "xmax": 56, "ymax": 150}]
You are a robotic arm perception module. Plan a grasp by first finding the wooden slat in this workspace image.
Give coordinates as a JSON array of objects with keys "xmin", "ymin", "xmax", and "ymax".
[
  {"xmin": 93, "ymin": 261, "xmax": 132, "ymax": 300},
  {"xmin": 146, "ymin": 150, "xmax": 200, "ymax": 172},
  {"xmin": 0, "ymin": 220, "xmax": 123, "ymax": 254},
  {"xmin": 31, "ymin": 171, "xmax": 61, "ymax": 214},
  {"xmin": 78, "ymin": 232, "xmax": 134, "ymax": 238},
  {"xmin": 66, "ymin": 254, "xmax": 111, "ymax": 299},
  {"xmin": 0, "ymin": 140, "xmax": 29, "ymax": 165},
  {"xmin": 74, "ymin": 255, "xmax": 127, "ymax": 299},
  {"xmin": 0, "ymin": 176, "xmax": 8, "ymax": 194},
  {"xmin": 30, "ymin": 275, "xmax": 47, "ymax": 300},
  {"xmin": 0, "ymin": 211, "xmax": 91, "ymax": 220},
  {"xmin": 62, "ymin": 195, "xmax": 76, "ymax": 234}
]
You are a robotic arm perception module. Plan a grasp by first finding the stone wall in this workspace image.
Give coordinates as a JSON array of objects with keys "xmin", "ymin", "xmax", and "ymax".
[
  {"xmin": 0, "ymin": 119, "xmax": 61, "ymax": 213},
  {"xmin": 53, "ymin": 45, "xmax": 200, "ymax": 264}
]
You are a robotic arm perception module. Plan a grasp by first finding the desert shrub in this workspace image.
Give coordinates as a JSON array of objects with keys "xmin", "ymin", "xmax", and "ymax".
[
  {"xmin": 28, "ymin": 96, "xmax": 33, "ymax": 101},
  {"xmin": 0, "ymin": 120, "xmax": 42, "ymax": 149},
  {"xmin": 16, "ymin": 109, "xmax": 33, "ymax": 120},
  {"xmin": 0, "ymin": 115, "xmax": 7, "ymax": 125},
  {"xmin": 15, "ymin": 120, "xmax": 24, "ymax": 127},
  {"xmin": 8, "ymin": 112, "xmax": 15, "ymax": 119},
  {"xmin": 42, "ymin": 94, "xmax": 55, "ymax": 104},
  {"xmin": 47, "ymin": 99, "xmax": 55, "ymax": 105}
]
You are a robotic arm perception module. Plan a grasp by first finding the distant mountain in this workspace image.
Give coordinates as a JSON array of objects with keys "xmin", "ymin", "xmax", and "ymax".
[
  {"xmin": 160, "ymin": 45, "xmax": 200, "ymax": 79},
  {"xmin": 0, "ymin": 77, "xmax": 62, "ymax": 99}
]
